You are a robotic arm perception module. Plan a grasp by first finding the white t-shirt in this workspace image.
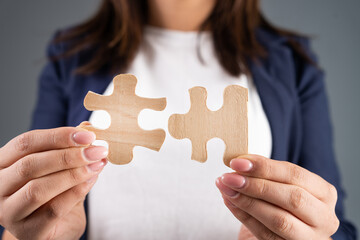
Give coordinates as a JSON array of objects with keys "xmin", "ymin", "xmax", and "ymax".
[{"xmin": 88, "ymin": 26, "xmax": 272, "ymax": 240}]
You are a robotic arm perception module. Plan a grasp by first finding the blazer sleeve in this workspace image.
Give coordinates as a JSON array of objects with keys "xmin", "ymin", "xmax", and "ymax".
[
  {"xmin": 0, "ymin": 34, "xmax": 72, "ymax": 239},
  {"xmin": 31, "ymin": 33, "xmax": 90, "ymax": 240},
  {"xmin": 296, "ymin": 39, "xmax": 357, "ymax": 240},
  {"xmin": 30, "ymin": 32, "xmax": 68, "ymax": 130}
]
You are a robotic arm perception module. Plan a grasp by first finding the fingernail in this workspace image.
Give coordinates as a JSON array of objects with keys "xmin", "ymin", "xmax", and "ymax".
[
  {"xmin": 83, "ymin": 146, "xmax": 108, "ymax": 161},
  {"xmin": 216, "ymin": 178, "xmax": 239, "ymax": 198},
  {"xmin": 72, "ymin": 131, "xmax": 96, "ymax": 145},
  {"xmin": 230, "ymin": 158, "xmax": 253, "ymax": 172},
  {"xmin": 87, "ymin": 159, "xmax": 107, "ymax": 172},
  {"xmin": 221, "ymin": 174, "xmax": 246, "ymax": 189}
]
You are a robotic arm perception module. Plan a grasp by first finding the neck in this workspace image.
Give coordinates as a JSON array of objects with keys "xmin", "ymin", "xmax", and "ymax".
[{"xmin": 147, "ymin": 0, "xmax": 216, "ymax": 31}]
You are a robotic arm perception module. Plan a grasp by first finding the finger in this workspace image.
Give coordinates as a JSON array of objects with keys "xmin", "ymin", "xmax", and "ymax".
[
  {"xmin": 20, "ymin": 177, "xmax": 97, "ymax": 240},
  {"xmin": 0, "ymin": 146, "xmax": 108, "ymax": 196},
  {"xmin": 221, "ymin": 173, "xmax": 329, "ymax": 227},
  {"xmin": 223, "ymin": 192, "xmax": 314, "ymax": 239},
  {"xmin": 0, "ymin": 127, "xmax": 96, "ymax": 168},
  {"xmin": 78, "ymin": 121, "xmax": 92, "ymax": 127},
  {"xmin": 222, "ymin": 197, "xmax": 284, "ymax": 240},
  {"xmin": 230, "ymin": 155, "xmax": 336, "ymax": 203},
  {"xmin": 238, "ymin": 225, "xmax": 257, "ymax": 240},
  {"xmin": 4, "ymin": 159, "xmax": 106, "ymax": 221},
  {"xmin": 2, "ymin": 230, "xmax": 17, "ymax": 240},
  {"xmin": 217, "ymin": 179, "xmax": 284, "ymax": 240}
]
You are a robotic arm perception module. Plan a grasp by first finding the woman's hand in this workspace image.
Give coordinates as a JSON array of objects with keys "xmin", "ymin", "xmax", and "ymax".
[
  {"xmin": 238, "ymin": 225, "xmax": 258, "ymax": 240},
  {"xmin": 216, "ymin": 154, "xmax": 339, "ymax": 240},
  {"xmin": 0, "ymin": 127, "xmax": 107, "ymax": 240}
]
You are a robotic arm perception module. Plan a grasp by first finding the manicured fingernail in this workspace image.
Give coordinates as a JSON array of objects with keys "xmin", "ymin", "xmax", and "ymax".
[
  {"xmin": 230, "ymin": 158, "xmax": 253, "ymax": 172},
  {"xmin": 83, "ymin": 146, "xmax": 108, "ymax": 161},
  {"xmin": 87, "ymin": 159, "xmax": 107, "ymax": 172},
  {"xmin": 216, "ymin": 178, "xmax": 239, "ymax": 198},
  {"xmin": 72, "ymin": 131, "xmax": 96, "ymax": 145},
  {"xmin": 221, "ymin": 174, "xmax": 246, "ymax": 189}
]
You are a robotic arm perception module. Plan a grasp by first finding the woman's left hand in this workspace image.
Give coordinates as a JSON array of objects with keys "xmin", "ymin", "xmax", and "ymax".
[{"xmin": 216, "ymin": 154, "xmax": 339, "ymax": 240}]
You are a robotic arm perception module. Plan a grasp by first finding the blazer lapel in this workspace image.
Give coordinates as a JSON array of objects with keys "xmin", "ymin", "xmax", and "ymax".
[{"xmin": 250, "ymin": 29, "xmax": 300, "ymax": 161}]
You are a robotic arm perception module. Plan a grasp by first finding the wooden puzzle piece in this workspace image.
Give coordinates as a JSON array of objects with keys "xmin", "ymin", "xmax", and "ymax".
[
  {"xmin": 81, "ymin": 74, "xmax": 167, "ymax": 165},
  {"xmin": 168, "ymin": 85, "xmax": 248, "ymax": 167}
]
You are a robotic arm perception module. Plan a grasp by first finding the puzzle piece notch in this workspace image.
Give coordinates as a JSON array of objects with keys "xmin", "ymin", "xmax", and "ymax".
[
  {"xmin": 81, "ymin": 74, "xmax": 167, "ymax": 165},
  {"xmin": 168, "ymin": 85, "xmax": 248, "ymax": 167}
]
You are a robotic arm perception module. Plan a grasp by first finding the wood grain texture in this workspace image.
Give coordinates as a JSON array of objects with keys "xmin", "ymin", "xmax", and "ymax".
[
  {"xmin": 81, "ymin": 74, "xmax": 167, "ymax": 165},
  {"xmin": 168, "ymin": 85, "xmax": 248, "ymax": 167}
]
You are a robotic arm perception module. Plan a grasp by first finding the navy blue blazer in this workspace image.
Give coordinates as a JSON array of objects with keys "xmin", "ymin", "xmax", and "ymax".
[{"xmin": 0, "ymin": 29, "xmax": 357, "ymax": 239}]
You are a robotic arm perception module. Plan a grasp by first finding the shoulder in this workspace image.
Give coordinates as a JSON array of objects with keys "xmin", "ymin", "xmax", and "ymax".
[
  {"xmin": 255, "ymin": 27, "xmax": 321, "ymax": 74},
  {"xmin": 45, "ymin": 28, "xmax": 100, "ymax": 81},
  {"xmin": 41, "ymin": 28, "xmax": 112, "ymax": 103},
  {"xmin": 255, "ymin": 27, "xmax": 314, "ymax": 60},
  {"xmin": 255, "ymin": 27, "xmax": 323, "ymax": 92}
]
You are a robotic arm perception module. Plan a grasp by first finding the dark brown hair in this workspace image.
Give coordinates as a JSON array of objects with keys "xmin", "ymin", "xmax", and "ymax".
[{"xmin": 56, "ymin": 0, "xmax": 312, "ymax": 76}]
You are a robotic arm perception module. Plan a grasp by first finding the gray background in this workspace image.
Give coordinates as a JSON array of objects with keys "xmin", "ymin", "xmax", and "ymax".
[{"xmin": 0, "ymin": 0, "xmax": 359, "ymax": 231}]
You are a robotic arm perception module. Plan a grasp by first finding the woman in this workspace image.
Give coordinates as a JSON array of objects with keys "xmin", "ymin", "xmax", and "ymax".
[{"xmin": 0, "ymin": 0, "xmax": 357, "ymax": 239}]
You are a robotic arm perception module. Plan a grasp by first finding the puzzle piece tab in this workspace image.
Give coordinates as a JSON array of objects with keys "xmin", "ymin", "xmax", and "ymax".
[
  {"xmin": 168, "ymin": 85, "xmax": 248, "ymax": 167},
  {"xmin": 81, "ymin": 74, "xmax": 166, "ymax": 165}
]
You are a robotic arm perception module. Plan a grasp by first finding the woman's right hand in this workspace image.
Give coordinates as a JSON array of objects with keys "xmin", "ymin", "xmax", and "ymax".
[{"xmin": 0, "ymin": 127, "xmax": 108, "ymax": 240}]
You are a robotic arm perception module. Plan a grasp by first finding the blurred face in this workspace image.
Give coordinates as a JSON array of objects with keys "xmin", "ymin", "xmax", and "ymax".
[{"xmin": 147, "ymin": 0, "xmax": 216, "ymax": 30}]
